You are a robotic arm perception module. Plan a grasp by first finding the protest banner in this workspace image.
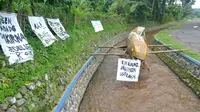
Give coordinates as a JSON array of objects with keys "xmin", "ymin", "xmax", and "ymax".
[
  {"xmin": 28, "ymin": 16, "xmax": 57, "ymax": 47},
  {"xmin": 46, "ymin": 18, "xmax": 70, "ymax": 40},
  {"xmin": 91, "ymin": 20, "xmax": 104, "ymax": 32},
  {"xmin": 0, "ymin": 13, "xmax": 34, "ymax": 64},
  {"xmin": 117, "ymin": 58, "xmax": 141, "ymax": 82}
]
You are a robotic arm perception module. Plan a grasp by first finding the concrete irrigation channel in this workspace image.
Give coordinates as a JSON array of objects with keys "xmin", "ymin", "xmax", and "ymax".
[{"xmin": 78, "ymin": 25, "xmax": 200, "ymax": 112}]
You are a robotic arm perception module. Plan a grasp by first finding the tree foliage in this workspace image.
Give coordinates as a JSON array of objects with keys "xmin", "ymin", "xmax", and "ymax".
[{"xmin": 0, "ymin": 0, "xmax": 197, "ymax": 23}]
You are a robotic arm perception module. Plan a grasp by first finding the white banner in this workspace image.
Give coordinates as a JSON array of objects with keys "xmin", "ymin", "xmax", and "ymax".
[
  {"xmin": 91, "ymin": 20, "xmax": 103, "ymax": 32},
  {"xmin": 0, "ymin": 13, "xmax": 34, "ymax": 64},
  {"xmin": 117, "ymin": 58, "xmax": 141, "ymax": 82},
  {"xmin": 46, "ymin": 18, "xmax": 70, "ymax": 40},
  {"xmin": 28, "ymin": 16, "xmax": 56, "ymax": 47}
]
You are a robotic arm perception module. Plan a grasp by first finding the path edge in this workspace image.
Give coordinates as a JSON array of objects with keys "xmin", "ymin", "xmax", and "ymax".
[{"xmin": 153, "ymin": 36, "xmax": 200, "ymax": 98}]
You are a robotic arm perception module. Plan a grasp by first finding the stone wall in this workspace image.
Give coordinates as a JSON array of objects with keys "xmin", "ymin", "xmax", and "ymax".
[
  {"xmin": 152, "ymin": 37, "xmax": 200, "ymax": 98},
  {"xmin": 54, "ymin": 32, "xmax": 129, "ymax": 112}
]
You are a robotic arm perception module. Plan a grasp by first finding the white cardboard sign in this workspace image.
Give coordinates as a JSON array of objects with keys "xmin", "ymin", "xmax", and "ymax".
[
  {"xmin": 117, "ymin": 58, "xmax": 141, "ymax": 82},
  {"xmin": 28, "ymin": 16, "xmax": 57, "ymax": 47},
  {"xmin": 0, "ymin": 13, "xmax": 34, "ymax": 64},
  {"xmin": 46, "ymin": 18, "xmax": 70, "ymax": 40},
  {"xmin": 91, "ymin": 20, "xmax": 103, "ymax": 32}
]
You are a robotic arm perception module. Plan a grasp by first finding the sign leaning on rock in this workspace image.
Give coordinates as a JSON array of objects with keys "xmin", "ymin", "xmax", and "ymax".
[
  {"xmin": 46, "ymin": 18, "xmax": 70, "ymax": 40},
  {"xmin": 117, "ymin": 58, "xmax": 141, "ymax": 82},
  {"xmin": 0, "ymin": 13, "xmax": 34, "ymax": 64},
  {"xmin": 28, "ymin": 16, "xmax": 57, "ymax": 47},
  {"xmin": 91, "ymin": 20, "xmax": 104, "ymax": 32}
]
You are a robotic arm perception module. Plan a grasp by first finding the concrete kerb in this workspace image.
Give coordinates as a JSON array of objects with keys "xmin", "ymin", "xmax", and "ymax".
[{"xmin": 154, "ymin": 36, "xmax": 200, "ymax": 66}]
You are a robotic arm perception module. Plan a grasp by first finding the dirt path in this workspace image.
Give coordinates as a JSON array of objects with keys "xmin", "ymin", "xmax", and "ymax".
[
  {"xmin": 79, "ymin": 33, "xmax": 200, "ymax": 112},
  {"xmin": 171, "ymin": 18, "xmax": 200, "ymax": 52}
]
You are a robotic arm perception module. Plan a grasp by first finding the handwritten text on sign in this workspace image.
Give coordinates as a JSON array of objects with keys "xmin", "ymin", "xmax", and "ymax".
[
  {"xmin": 28, "ymin": 16, "xmax": 57, "ymax": 47},
  {"xmin": 0, "ymin": 13, "xmax": 34, "ymax": 64},
  {"xmin": 91, "ymin": 20, "xmax": 104, "ymax": 32},
  {"xmin": 117, "ymin": 58, "xmax": 141, "ymax": 82},
  {"xmin": 47, "ymin": 18, "xmax": 70, "ymax": 40}
]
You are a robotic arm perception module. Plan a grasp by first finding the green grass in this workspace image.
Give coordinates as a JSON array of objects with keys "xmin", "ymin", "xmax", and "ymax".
[{"xmin": 156, "ymin": 23, "xmax": 200, "ymax": 61}]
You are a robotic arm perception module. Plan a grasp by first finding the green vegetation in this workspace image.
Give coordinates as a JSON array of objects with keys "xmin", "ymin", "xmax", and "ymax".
[
  {"xmin": 0, "ymin": 20, "xmax": 130, "ymax": 101},
  {"xmin": 0, "ymin": 0, "xmax": 198, "ymax": 111},
  {"xmin": 156, "ymin": 24, "xmax": 200, "ymax": 61},
  {"xmin": 192, "ymin": 8, "xmax": 200, "ymax": 18}
]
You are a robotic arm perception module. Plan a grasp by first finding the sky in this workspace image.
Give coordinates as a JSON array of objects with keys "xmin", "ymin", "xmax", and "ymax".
[{"xmin": 192, "ymin": 0, "xmax": 200, "ymax": 8}]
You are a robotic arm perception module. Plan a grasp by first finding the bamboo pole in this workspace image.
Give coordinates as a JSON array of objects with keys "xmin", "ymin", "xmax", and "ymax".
[
  {"xmin": 148, "ymin": 49, "xmax": 188, "ymax": 54},
  {"xmin": 98, "ymin": 45, "xmax": 127, "ymax": 48},
  {"xmin": 92, "ymin": 53, "xmax": 126, "ymax": 56},
  {"xmin": 148, "ymin": 44, "xmax": 172, "ymax": 47},
  {"xmin": 98, "ymin": 44, "xmax": 171, "ymax": 48}
]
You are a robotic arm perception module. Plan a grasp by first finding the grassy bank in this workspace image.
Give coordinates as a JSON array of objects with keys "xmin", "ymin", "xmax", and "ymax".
[
  {"xmin": 0, "ymin": 20, "xmax": 131, "ymax": 103},
  {"xmin": 156, "ymin": 23, "xmax": 200, "ymax": 61}
]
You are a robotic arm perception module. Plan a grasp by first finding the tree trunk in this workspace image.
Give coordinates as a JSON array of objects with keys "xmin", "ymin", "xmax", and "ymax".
[
  {"xmin": 7, "ymin": 0, "xmax": 12, "ymax": 12},
  {"xmin": 160, "ymin": 0, "xmax": 166, "ymax": 23},
  {"xmin": 30, "ymin": 0, "xmax": 35, "ymax": 16},
  {"xmin": 152, "ymin": 0, "xmax": 155, "ymax": 10}
]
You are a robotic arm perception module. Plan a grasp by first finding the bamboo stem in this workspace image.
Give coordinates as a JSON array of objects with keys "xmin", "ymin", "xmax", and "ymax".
[
  {"xmin": 148, "ymin": 49, "xmax": 188, "ymax": 54},
  {"xmin": 148, "ymin": 44, "xmax": 172, "ymax": 47},
  {"xmin": 98, "ymin": 45, "xmax": 127, "ymax": 48},
  {"xmin": 92, "ymin": 53, "xmax": 126, "ymax": 56}
]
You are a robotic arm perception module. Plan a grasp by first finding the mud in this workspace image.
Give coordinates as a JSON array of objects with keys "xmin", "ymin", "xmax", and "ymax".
[
  {"xmin": 146, "ymin": 29, "xmax": 161, "ymax": 44},
  {"xmin": 79, "ymin": 28, "xmax": 200, "ymax": 112}
]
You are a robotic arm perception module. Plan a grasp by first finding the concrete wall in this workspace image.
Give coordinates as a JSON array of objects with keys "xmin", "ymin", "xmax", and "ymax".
[{"xmin": 152, "ymin": 37, "xmax": 200, "ymax": 98}]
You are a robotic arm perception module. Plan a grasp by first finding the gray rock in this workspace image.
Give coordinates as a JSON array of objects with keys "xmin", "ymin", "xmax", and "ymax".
[
  {"xmin": 2, "ymin": 61, "xmax": 6, "ymax": 67},
  {"xmin": 7, "ymin": 97, "xmax": 16, "ymax": 104},
  {"xmin": 27, "ymin": 83, "xmax": 35, "ymax": 90},
  {"xmin": 45, "ymin": 74, "xmax": 48, "ymax": 81},
  {"xmin": 45, "ymin": 95, "xmax": 49, "ymax": 100},
  {"xmin": 58, "ymin": 86, "xmax": 64, "ymax": 92},
  {"xmin": 20, "ymin": 86, "xmax": 28, "ymax": 95},
  {"xmin": 32, "ymin": 96, "xmax": 38, "ymax": 102},
  {"xmin": 24, "ymin": 93, "xmax": 29, "ymax": 100},
  {"xmin": 28, "ymin": 91, "xmax": 34, "ymax": 96},
  {"xmin": 14, "ymin": 93, "xmax": 22, "ymax": 99},
  {"xmin": 49, "ymin": 95, "xmax": 55, "ymax": 103},
  {"xmin": 36, "ymin": 81, "xmax": 42, "ymax": 87},
  {"xmin": 10, "ymin": 105, "xmax": 17, "ymax": 109},
  {"xmin": 0, "ymin": 103, "xmax": 8, "ymax": 110},
  {"xmin": 49, "ymin": 83, "xmax": 53, "ymax": 89},
  {"xmin": 21, "ymin": 107, "xmax": 28, "ymax": 112},
  {"xmin": 18, "ymin": 107, "xmax": 22, "ymax": 111},
  {"xmin": 40, "ymin": 99, "xmax": 48, "ymax": 107},
  {"xmin": 7, "ymin": 108, "xmax": 17, "ymax": 112},
  {"xmin": 60, "ymin": 78, "xmax": 65, "ymax": 85},
  {"xmin": 27, "ymin": 103, "xmax": 36, "ymax": 111},
  {"xmin": 16, "ymin": 98, "xmax": 26, "ymax": 107}
]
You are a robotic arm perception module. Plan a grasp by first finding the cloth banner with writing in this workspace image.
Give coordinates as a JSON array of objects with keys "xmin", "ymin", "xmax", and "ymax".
[
  {"xmin": 117, "ymin": 58, "xmax": 141, "ymax": 82},
  {"xmin": 46, "ymin": 18, "xmax": 70, "ymax": 40},
  {"xmin": 28, "ymin": 16, "xmax": 56, "ymax": 47},
  {"xmin": 91, "ymin": 20, "xmax": 104, "ymax": 32},
  {"xmin": 0, "ymin": 13, "xmax": 34, "ymax": 64}
]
